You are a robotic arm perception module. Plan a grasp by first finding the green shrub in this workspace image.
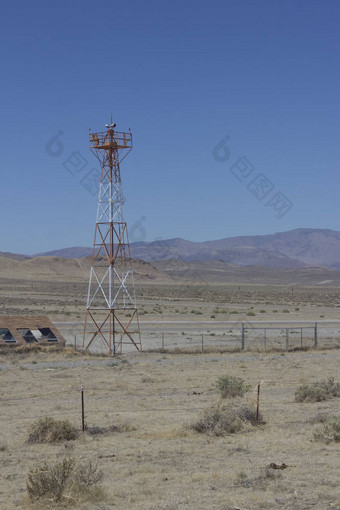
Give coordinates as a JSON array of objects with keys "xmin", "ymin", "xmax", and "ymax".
[
  {"xmin": 295, "ymin": 378, "xmax": 340, "ymax": 403},
  {"xmin": 217, "ymin": 374, "xmax": 251, "ymax": 398},
  {"xmin": 313, "ymin": 416, "xmax": 340, "ymax": 443},
  {"xmin": 27, "ymin": 417, "xmax": 79, "ymax": 443},
  {"xmin": 282, "ymin": 309, "xmax": 290, "ymax": 313},
  {"xmin": 246, "ymin": 312, "xmax": 256, "ymax": 316}
]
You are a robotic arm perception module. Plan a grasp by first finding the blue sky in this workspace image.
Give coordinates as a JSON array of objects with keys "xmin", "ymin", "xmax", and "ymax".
[{"xmin": 1, "ymin": 0, "xmax": 340, "ymax": 254}]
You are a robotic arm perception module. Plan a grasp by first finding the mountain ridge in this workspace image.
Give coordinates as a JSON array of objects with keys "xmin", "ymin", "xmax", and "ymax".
[{"xmin": 28, "ymin": 228, "xmax": 340, "ymax": 269}]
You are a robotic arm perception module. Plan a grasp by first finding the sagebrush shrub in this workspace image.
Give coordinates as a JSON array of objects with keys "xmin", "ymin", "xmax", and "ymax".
[
  {"xmin": 192, "ymin": 402, "xmax": 263, "ymax": 436},
  {"xmin": 27, "ymin": 457, "xmax": 74, "ymax": 502},
  {"xmin": 217, "ymin": 374, "xmax": 251, "ymax": 398},
  {"xmin": 71, "ymin": 460, "xmax": 103, "ymax": 491},
  {"xmin": 27, "ymin": 417, "xmax": 79, "ymax": 443},
  {"xmin": 192, "ymin": 406, "xmax": 243, "ymax": 435},
  {"xmin": 27, "ymin": 457, "xmax": 104, "ymax": 503},
  {"xmin": 295, "ymin": 378, "xmax": 340, "ymax": 403},
  {"xmin": 313, "ymin": 416, "xmax": 340, "ymax": 443}
]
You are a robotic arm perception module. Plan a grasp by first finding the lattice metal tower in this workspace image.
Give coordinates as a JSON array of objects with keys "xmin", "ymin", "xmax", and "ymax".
[{"xmin": 83, "ymin": 120, "xmax": 142, "ymax": 355}]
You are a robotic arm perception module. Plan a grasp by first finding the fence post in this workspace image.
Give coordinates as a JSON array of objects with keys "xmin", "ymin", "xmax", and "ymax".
[
  {"xmin": 241, "ymin": 323, "xmax": 245, "ymax": 351},
  {"xmin": 285, "ymin": 328, "xmax": 289, "ymax": 350},
  {"xmin": 201, "ymin": 334, "xmax": 204, "ymax": 353},
  {"xmin": 314, "ymin": 322, "xmax": 318, "ymax": 347},
  {"xmin": 264, "ymin": 329, "xmax": 267, "ymax": 348},
  {"xmin": 256, "ymin": 380, "xmax": 261, "ymax": 424},
  {"xmin": 74, "ymin": 334, "xmax": 77, "ymax": 351},
  {"xmin": 300, "ymin": 328, "xmax": 303, "ymax": 348},
  {"xmin": 161, "ymin": 333, "xmax": 164, "ymax": 352},
  {"xmin": 81, "ymin": 384, "xmax": 85, "ymax": 432}
]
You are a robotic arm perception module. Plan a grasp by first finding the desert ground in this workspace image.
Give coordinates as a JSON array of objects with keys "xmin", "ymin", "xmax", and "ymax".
[
  {"xmin": 0, "ymin": 265, "xmax": 340, "ymax": 508},
  {"xmin": 1, "ymin": 346, "xmax": 340, "ymax": 509},
  {"xmin": 1, "ymin": 272, "xmax": 340, "ymax": 352}
]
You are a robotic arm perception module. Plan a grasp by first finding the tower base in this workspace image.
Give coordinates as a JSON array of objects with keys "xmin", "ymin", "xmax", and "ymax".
[{"xmin": 83, "ymin": 308, "xmax": 142, "ymax": 355}]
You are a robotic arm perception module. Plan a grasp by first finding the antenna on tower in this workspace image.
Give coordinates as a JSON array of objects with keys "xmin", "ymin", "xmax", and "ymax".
[{"xmin": 105, "ymin": 115, "xmax": 116, "ymax": 129}]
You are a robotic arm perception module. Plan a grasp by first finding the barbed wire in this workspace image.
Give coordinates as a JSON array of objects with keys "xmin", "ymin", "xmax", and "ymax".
[
  {"xmin": 1, "ymin": 378, "xmax": 334, "ymax": 425},
  {"xmin": 0, "ymin": 377, "xmax": 323, "ymax": 405}
]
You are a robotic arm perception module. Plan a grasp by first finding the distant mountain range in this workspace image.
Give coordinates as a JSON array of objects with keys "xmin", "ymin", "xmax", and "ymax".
[{"xmin": 24, "ymin": 228, "xmax": 340, "ymax": 270}]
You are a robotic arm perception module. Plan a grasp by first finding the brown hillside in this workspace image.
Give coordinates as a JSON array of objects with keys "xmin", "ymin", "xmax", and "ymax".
[{"xmin": 0, "ymin": 256, "xmax": 171, "ymax": 282}]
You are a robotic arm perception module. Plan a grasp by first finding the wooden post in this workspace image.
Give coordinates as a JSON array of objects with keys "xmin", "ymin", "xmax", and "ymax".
[
  {"xmin": 74, "ymin": 334, "xmax": 77, "ymax": 351},
  {"xmin": 81, "ymin": 384, "xmax": 85, "ymax": 432},
  {"xmin": 162, "ymin": 333, "xmax": 164, "ymax": 351},
  {"xmin": 264, "ymin": 329, "xmax": 267, "ymax": 348},
  {"xmin": 241, "ymin": 323, "xmax": 245, "ymax": 351},
  {"xmin": 201, "ymin": 334, "xmax": 204, "ymax": 353},
  {"xmin": 300, "ymin": 328, "xmax": 303, "ymax": 348},
  {"xmin": 285, "ymin": 328, "xmax": 289, "ymax": 350}
]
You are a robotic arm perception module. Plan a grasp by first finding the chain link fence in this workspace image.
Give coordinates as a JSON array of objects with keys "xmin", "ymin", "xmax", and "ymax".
[{"xmin": 55, "ymin": 320, "xmax": 340, "ymax": 354}]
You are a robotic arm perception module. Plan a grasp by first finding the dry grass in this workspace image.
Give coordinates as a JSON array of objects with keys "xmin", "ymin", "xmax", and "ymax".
[
  {"xmin": 1, "ymin": 333, "xmax": 340, "ymax": 508},
  {"xmin": 2, "ymin": 267, "xmax": 340, "ymax": 509}
]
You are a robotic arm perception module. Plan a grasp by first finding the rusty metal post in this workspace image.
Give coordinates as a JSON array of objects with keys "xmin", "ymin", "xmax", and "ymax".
[
  {"xmin": 81, "ymin": 384, "xmax": 85, "ymax": 433},
  {"xmin": 256, "ymin": 380, "xmax": 261, "ymax": 424},
  {"xmin": 314, "ymin": 322, "xmax": 318, "ymax": 347}
]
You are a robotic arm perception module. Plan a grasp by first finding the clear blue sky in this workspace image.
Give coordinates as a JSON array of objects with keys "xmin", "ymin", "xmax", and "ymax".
[{"xmin": 1, "ymin": 0, "xmax": 340, "ymax": 254}]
